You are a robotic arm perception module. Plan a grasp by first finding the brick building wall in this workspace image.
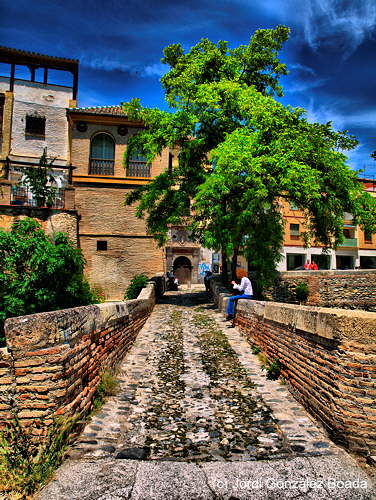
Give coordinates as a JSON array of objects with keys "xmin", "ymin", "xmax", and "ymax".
[
  {"xmin": 268, "ymin": 269, "xmax": 376, "ymax": 311},
  {"xmin": 211, "ymin": 280, "xmax": 376, "ymax": 457},
  {"xmin": 69, "ymin": 110, "xmax": 167, "ymax": 299},
  {"xmin": 0, "ymin": 283, "xmax": 156, "ymax": 430}
]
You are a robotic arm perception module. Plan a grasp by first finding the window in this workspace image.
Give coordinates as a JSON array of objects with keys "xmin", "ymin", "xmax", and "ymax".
[
  {"xmin": 89, "ymin": 133, "xmax": 115, "ymax": 175},
  {"xmin": 25, "ymin": 115, "xmax": 45, "ymax": 136},
  {"xmin": 0, "ymin": 93, "xmax": 4, "ymax": 135},
  {"xmin": 97, "ymin": 240, "xmax": 107, "ymax": 251},
  {"xmin": 336, "ymin": 255, "xmax": 354, "ymax": 270},
  {"xmin": 289, "ymin": 202, "xmax": 299, "ymax": 211},
  {"xmin": 314, "ymin": 254, "xmax": 331, "ymax": 270},
  {"xmin": 126, "ymin": 150, "xmax": 150, "ymax": 177},
  {"xmin": 287, "ymin": 254, "xmax": 305, "ymax": 270},
  {"xmin": 364, "ymin": 230, "xmax": 372, "ymax": 243},
  {"xmin": 290, "ymin": 223, "xmax": 300, "ymax": 240}
]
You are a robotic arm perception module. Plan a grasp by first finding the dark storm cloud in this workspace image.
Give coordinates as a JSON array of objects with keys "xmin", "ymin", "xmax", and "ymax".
[{"xmin": 1, "ymin": 0, "xmax": 375, "ymax": 173}]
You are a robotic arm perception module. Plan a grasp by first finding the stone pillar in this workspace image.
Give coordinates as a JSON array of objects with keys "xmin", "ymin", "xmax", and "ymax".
[{"xmin": 1, "ymin": 91, "xmax": 14, "ymax": 170}]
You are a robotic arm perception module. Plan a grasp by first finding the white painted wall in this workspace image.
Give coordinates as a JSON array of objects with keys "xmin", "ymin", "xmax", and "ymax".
[{"xmin": 0, "ymin": 77, "xmax": 72, "ymax": 163}]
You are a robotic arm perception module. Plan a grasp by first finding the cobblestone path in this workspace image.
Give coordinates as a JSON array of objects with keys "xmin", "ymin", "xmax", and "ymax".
[
  {"xmin": 40, "ymin": 288, "xmax": 375, "ymax": 499},
  {"xmin": 69, "ymin": 289, "xmax": 336, "ymax": 462}
]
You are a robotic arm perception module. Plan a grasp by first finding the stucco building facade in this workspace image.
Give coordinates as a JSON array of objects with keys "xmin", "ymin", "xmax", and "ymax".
[{"xmin": 67, "ymin": 105, "xmax": 166, "ymax": 299}]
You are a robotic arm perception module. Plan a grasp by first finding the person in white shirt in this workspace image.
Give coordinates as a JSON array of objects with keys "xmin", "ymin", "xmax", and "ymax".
[{"xmin": 226, "ymin": 276, "xmax": 253, "ymax": 320}]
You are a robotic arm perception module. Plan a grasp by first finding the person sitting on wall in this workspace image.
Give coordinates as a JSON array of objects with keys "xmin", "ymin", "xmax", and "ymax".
[
  {"xmin": 304, "ymin": 260, "xmax": 311, "ymax": 270},
  {"xmin": 226, "ymin": 275, "xmax": 253, "ymax": 321},
  {"xmin": 310, "ymin": 261, "xmax": 318, "ymax": 271},
  {"xmin": 173, "ymin": 276, "xmax": 179, "ymax": 291}
]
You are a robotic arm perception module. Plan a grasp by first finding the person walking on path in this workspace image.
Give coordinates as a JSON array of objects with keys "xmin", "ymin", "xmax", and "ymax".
[{"xmin": 226, "ymin": 275, "xmax": 253, "ymax": 321}]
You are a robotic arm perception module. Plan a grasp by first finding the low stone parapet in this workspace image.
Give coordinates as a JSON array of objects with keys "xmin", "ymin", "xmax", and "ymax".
[
  {"xmin": 211, "ymin": 279, "xmax": 376, "ymax": 458},
  {"xmin": 0, "ymin": 282, "xmax": 156, "ymax": 429},
  {"xmin": 267, "ymin": 269, "xmax": 376, "ymax": 311}
]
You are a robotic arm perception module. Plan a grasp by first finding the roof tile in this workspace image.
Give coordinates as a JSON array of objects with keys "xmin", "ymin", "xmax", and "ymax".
[{"xmin": 68, "ymin": 105, "xmax": 126, "ymax": 116}]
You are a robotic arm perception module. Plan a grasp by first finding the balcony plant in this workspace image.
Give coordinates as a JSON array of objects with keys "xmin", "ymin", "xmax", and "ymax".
[{"xmin": 21, "ymin": 148, "xmax": 56, "ymax": 207}]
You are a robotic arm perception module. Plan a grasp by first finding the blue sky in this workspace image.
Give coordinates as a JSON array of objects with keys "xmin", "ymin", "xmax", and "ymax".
[{"xmin": 1, "ymin": 0, "xmax": 376, "ymax": 176}]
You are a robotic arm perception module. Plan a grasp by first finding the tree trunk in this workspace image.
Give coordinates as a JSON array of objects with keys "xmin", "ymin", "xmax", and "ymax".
[
  {"xmin": 231, "ymin": 244, "xmax": 239, "ymax": 280},
  {"xmin": 221, "ymin": 248, "xmax": 228, "ymax": 286}
]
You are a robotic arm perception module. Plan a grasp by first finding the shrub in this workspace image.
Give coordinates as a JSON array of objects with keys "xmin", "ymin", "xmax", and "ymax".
[
  {"xmin": 295, "ymin": 281, "xmax": 309, "ymax": 303},
  {"xmin": 0, "ymin": 218, "xmax": 99, "ymax": 346},
  {"xmin": 124, "ymin": 273, "xmax": 149, "ymax": 300}
]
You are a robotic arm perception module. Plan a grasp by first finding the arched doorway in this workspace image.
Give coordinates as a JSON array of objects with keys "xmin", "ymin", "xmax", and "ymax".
[{"xmin": 173, "ymin": 256, "xmax": 192, "ymax": 284}]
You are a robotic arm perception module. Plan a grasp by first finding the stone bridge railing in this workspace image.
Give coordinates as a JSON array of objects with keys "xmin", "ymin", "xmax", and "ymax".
[
  {"xmin": 266, "ymin": 269, "xmax": 376, "ymax": 311},
  {"xmin": 0, "ymin": 281, "xmax": 158, "ymax": 430},
  {"xmin": 211, "ymin": 280, "xmax": 376, "ymax": 459}
]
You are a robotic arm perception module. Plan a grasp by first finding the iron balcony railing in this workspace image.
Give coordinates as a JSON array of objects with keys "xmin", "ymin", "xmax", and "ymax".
[
  {"xmin": 126, "ymin": 161, "xmax": 151, "ymax": 178},
  {"xmin": 338, "ymin": 238, "xmax": 358, "ymax": 247},
  {"xmin": 89, "ymin": 158, "xmax": 115, "ymax": 176},
  {"xmin": 10, "ymin": 186, "xmax": 65, "ymax": 208}
]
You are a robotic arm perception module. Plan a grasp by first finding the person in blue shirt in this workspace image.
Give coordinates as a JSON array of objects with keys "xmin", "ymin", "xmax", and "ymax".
[{"xmin": 226, "ymin": 276, "xmax": 253, "ymax": 321}]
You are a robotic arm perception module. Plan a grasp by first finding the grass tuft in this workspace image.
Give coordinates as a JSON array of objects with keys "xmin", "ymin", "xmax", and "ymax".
[
  {"xmin": 91, "ymin": 370, "xmax": 119, "ymax": 414},
  {"xmin": 0, "ymin": 412, "xmax": 78, "ymax": 498}
]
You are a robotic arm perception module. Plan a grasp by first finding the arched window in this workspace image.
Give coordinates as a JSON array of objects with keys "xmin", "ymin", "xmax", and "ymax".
[
  {"xmin": 126, "ymin": 150, "xmax": 151, "ymax": 178},
  {"xmin": 89, "ymin": 133, "xmax": 115, "ymax": 175}
]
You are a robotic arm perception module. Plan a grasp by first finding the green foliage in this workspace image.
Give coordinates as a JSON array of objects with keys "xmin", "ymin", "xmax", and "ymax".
[
  {"xmin": 0, "ymin": 413, "xmax": 78, "ymax": 497},
  {"xmin": 250, "ymin": 343, "xmax": 261, "ymax": 354},
  {"xmin": 21, "ymin": 148, "xmax": 57, "ymax": 207},
  {"xmin": 124, "ymin": 273, "xmax": 149, "ymax": 300},
  {"xmin": 261, "ymin": 357, "xmax": 282, "ymax": 380},
  {"xmin": 91, "ymin": 370, "xmax": 119, "ymax": 414},
  {"xmin": 123, "ymin": 27, "xmax": 376, "ymax": 293},
  {"xmin": 0, "ymin": 218, "xmax": 99, "ymax": 345},
  {"xmin": 295, "ymin": 282, "xmax": 309, "ymax": 303}
]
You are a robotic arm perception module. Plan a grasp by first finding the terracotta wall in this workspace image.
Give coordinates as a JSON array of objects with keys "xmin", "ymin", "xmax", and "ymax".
[
  {"xmin": 211, "ymin": 280, "xmax": 376, "ymax": 457},
  {"xmin": 0, "ymin": 283, "xmax": 156, "ymax": 430}
]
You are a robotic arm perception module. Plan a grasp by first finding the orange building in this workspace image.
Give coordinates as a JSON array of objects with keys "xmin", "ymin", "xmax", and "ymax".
[{"xmin": 279, "ymin": 179, "xmax": 376, "ymax": 271}]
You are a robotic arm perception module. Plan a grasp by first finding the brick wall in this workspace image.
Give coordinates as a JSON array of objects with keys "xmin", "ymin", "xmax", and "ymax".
[
  {"xmin": 0, "ymin": 283, "xmax": 156, "ymax": 430},
  {"xmin": 211, "ymin": 280, "xmax": 376, "ymax": 458},
  {"xmin": 267, "ymin": 269, "xmax": 376, "ymax": 311}
]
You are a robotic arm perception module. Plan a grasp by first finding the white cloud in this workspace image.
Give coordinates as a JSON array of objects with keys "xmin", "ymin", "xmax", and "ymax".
[
  {"xmin": 306, "ymin": 98, "xmax": 376, "ymax": 130},
  {"xmin": 299, "ymin": 0, "xmax": 376, "ymax": 57},
  {"xmin": 143, "ymin": 62, "xmax": 166, "ymax": 78},
  {"xmin": 79, "ymin": 53, "xmax": 166, "ymax": 79},
  {"xmin": 285, "ymin": 78, "xmax": 327, "ymax": 94},
  {"xmin": 289, "ymin": 63, "xmax": 316, "ymax": 76}
]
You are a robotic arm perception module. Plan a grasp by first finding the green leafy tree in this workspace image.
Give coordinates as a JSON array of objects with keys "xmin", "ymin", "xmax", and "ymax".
[
  {"xmin": 0, "ymin": 218, "xmax": 99, "ymax": 345},
  {"xmin": 123, "ymin": 27, "xmax": 376, "ymax": 289},
  {"xmin": 22, "ymin": 148, "xmax": 56, "ymax": 207}
]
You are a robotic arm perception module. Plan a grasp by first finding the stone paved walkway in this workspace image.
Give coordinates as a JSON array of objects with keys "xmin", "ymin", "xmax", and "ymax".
[{"xmin": 39, "ymin": 288, "xmax": 375, "ymax": 499}]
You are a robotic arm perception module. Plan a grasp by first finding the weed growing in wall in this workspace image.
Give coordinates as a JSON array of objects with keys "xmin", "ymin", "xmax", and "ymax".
[
  {"xmin": 91, "ymin": 370, "xmax": 119, "ymax": 414},
  {"xmin": 0, "ymin": 413, "xmax": 78, "ymax": 498},
  {"xmin": 261, "ymin": 358, "xmax": 282, "ymax": 380},
  {"xmin": 295, "ymin": 282, "xmax": 309, "ymax": 304},
  {"xmin": 250, "ymin": 343, "xmax": 261, "ymax": 354}
]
